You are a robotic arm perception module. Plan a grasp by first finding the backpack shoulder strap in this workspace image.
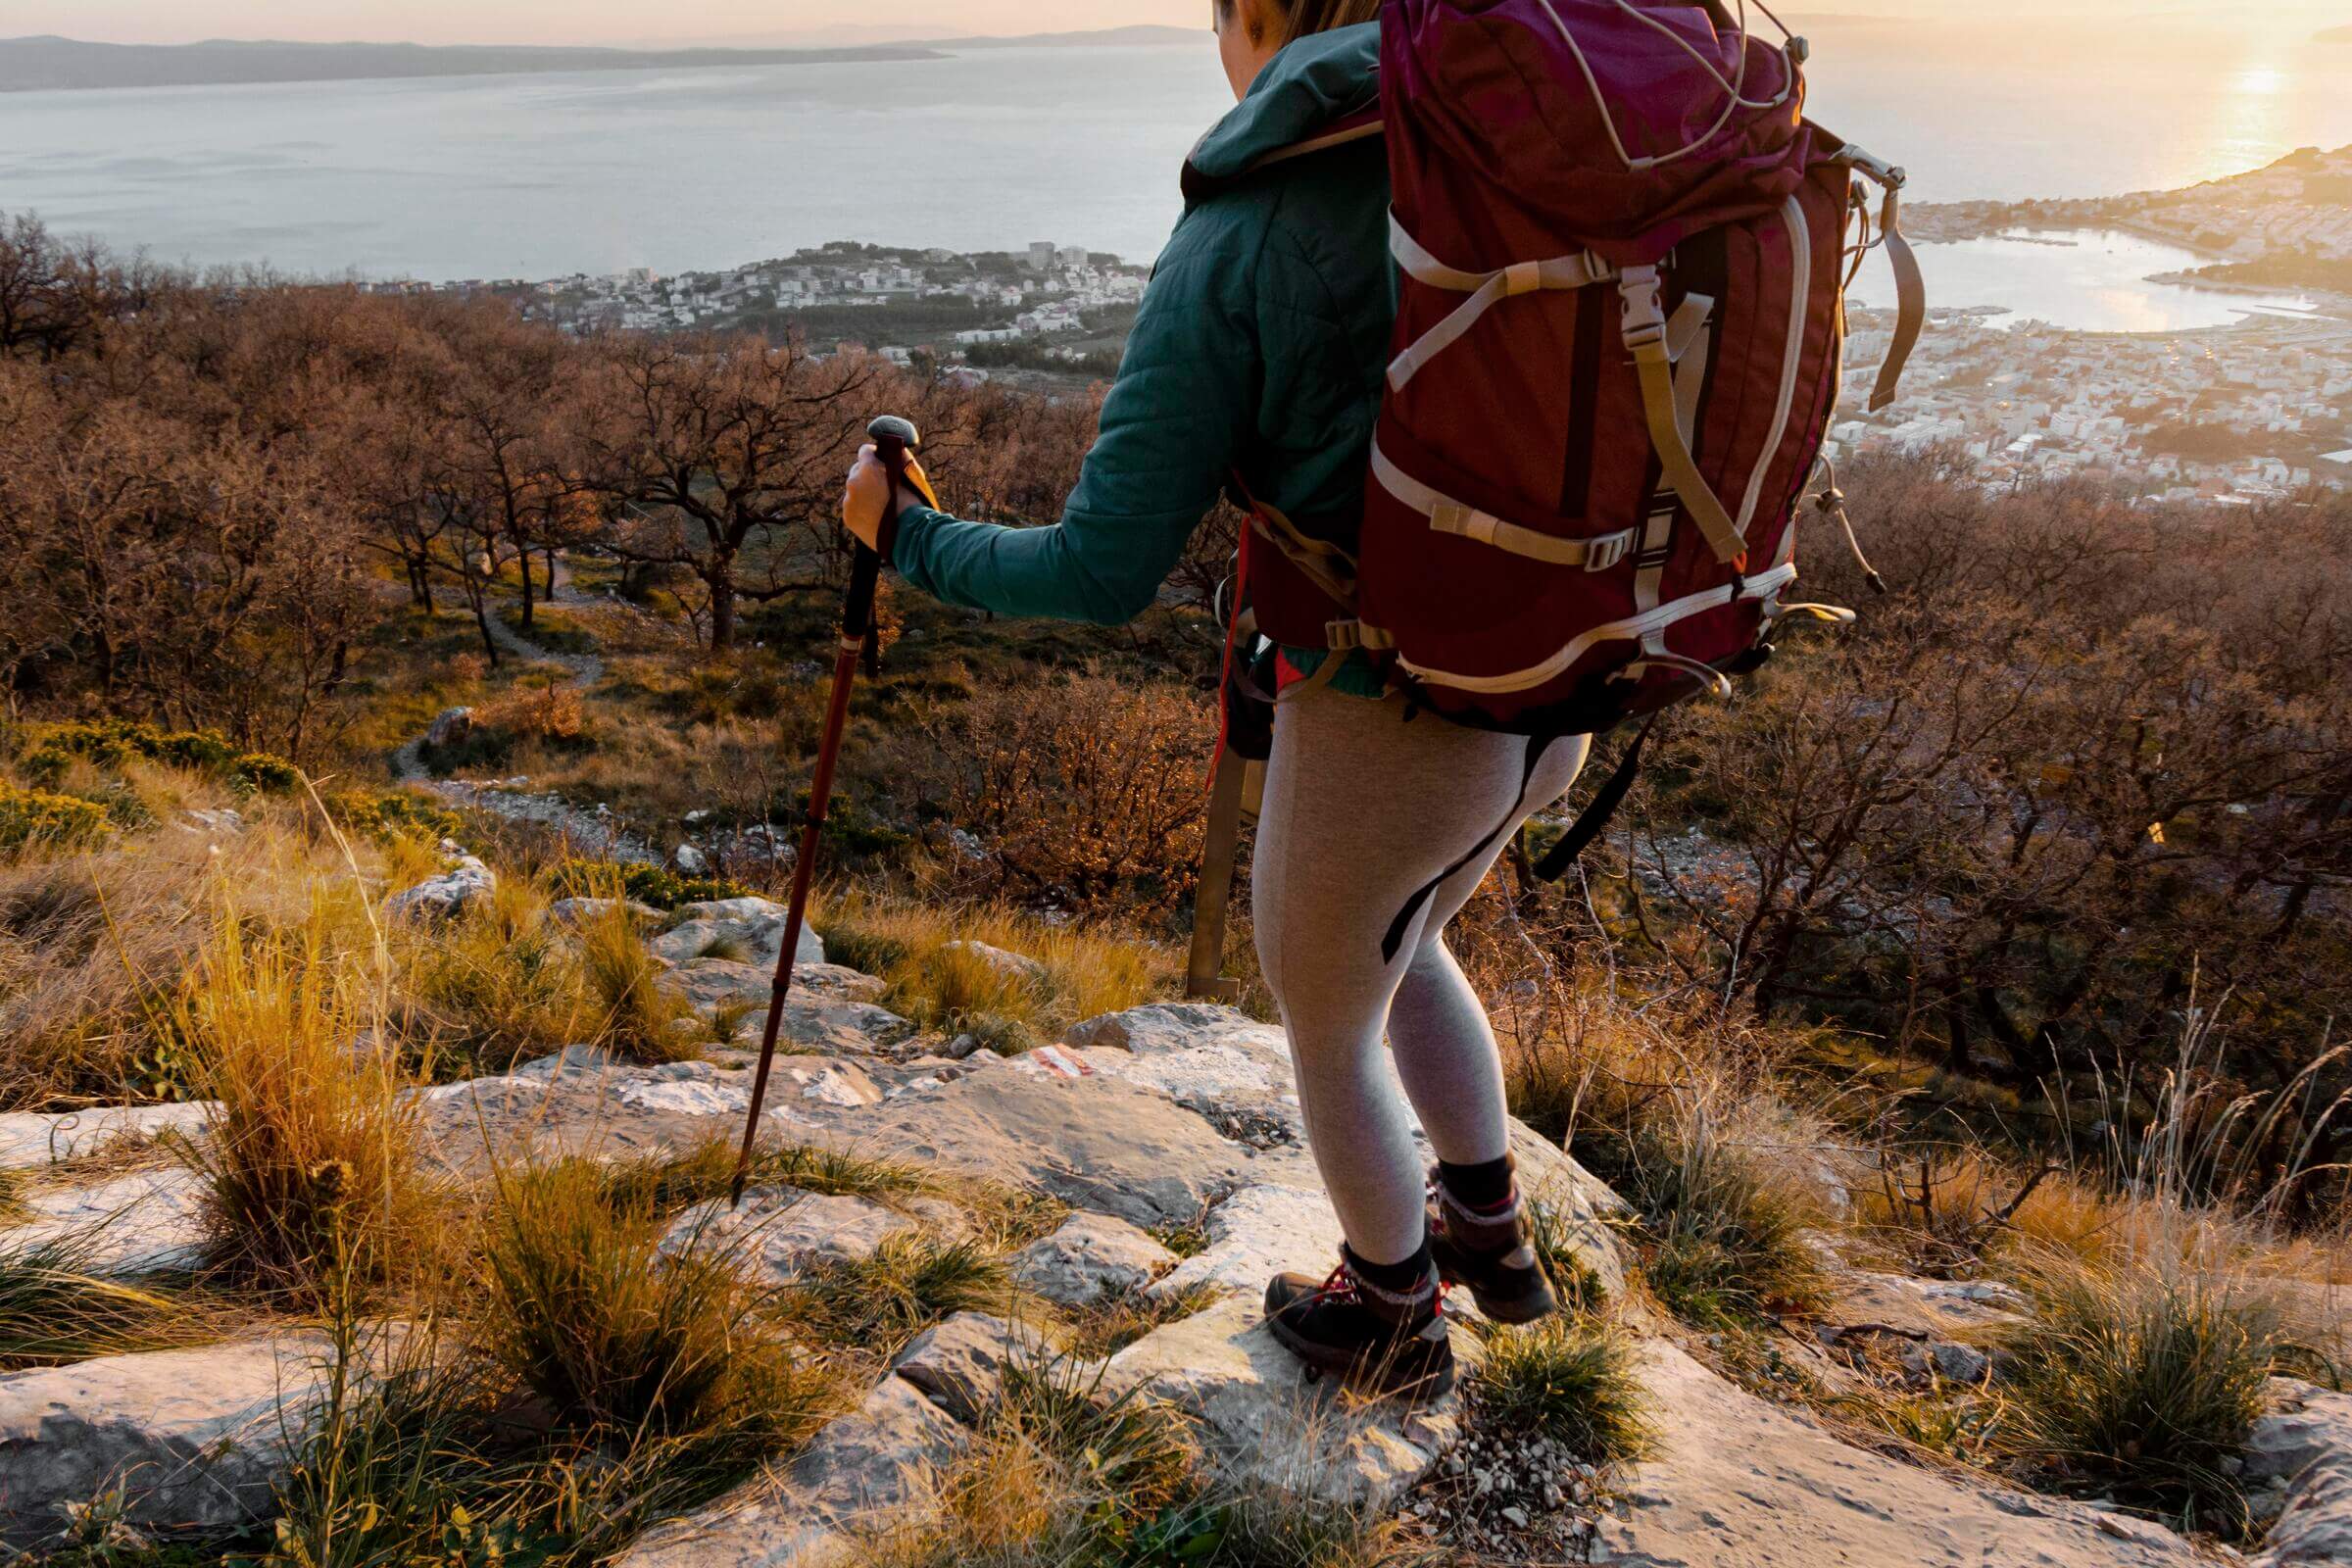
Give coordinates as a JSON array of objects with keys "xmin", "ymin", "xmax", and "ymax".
[{"xmin": 1181, "ymin": 108, "xmax": 1386, "ymax": 205}]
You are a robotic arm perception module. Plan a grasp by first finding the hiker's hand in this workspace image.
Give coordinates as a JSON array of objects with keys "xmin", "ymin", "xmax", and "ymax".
[{"xmin": 842, "ymin": 444, "xmax": 931, "ymax": 553}]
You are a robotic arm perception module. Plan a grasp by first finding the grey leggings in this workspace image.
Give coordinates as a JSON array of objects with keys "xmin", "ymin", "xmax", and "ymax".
[{"xmin": 1252, "ymin": 682, "xmax": 1591, "ymax": 1266}]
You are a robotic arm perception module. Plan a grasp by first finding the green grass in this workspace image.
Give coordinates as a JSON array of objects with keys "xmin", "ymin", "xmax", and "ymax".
[
  {"xmin": 477, "ymin": 1160, "xmax": 801, "ymax": 1436},
  {"xmin": 1056, "ymin": 1283, "xmax": 1223, "ymax": 1361},
  {"xmin": 0, "ymin": 1237, "xmax": 192, "ymax": 1370},
  {"xmin": 1585, "ymin": 1104, "xmax": 1833, "ymax": 1331},
  {"xmin": 577, "ymin": 899, "xmax": 699, "ymax": 1064},
  {"xmin": 1465, "ymin": 1313, "xmax": 1657, "ymax": 1464},
  {"xmin": 779, "ymin": 1233, "xmax": 1023, "ymax": 1357},
  {"xmin": 1995, "ymin": 1250, "xmax": 2291, "ymax": 1535}
]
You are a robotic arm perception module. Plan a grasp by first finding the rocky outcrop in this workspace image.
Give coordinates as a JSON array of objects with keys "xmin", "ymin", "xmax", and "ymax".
[
  {"xmin": 383, "ymin": 853, "xmax": 495, "ymax": 922},
  {"xmin": 662, "ymin": 1185, "xmax": 924, "ymax": 1286},
  {"xmin": 615, "ymin": 1376, "xmax": 966, "ymax": 1568},
  {"xmin": 424, "ymin": 707, "xmax": 473, "ymax": 749},
  {"xmin": 0, "ymin": 1102, "xmax": 214, "ymax": 1168},
  {"xmin": 1591, "ymin": 1343, "xmax": 2206, "ymax": 1567},
  {"xmin": 0, "ymin": 1334, "xmax": 350, "ymax": 1544},
  {"xmin": 3, "ymin": 1167, "xmax": 209, "ymax": 1277},
  {"xmin": 941, "ymin": 940, "xmax": 1046, "ymax": 987},
  {"xmin": 1009, "ymin": 1212, "xmax": 1177, "ymax": 1307},
  {"xmin": 891, "ymin": 1311, "xmax": 1029, "ymax": 1424},
  {"xmin": 2246, "ymin": 1379, "xmax": 2352, "ymax": 1566},
  {"xmin": 1104, "ymin": 1295, "xmax": 1472, "ymax": 1513},
  {"xmin": 650, "ymin": 905, "xmax": 825, "ymax": 972}
]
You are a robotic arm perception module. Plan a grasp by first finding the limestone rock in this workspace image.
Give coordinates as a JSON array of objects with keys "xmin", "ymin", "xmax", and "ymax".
[
  {"xmin": 0, "ymin": 1102, "xmax": 214, "ymax": 1169},
  {"xmin": 662, "ymin": 1186, "xmax": 921, "ymax": 1286},
  {"xmin": 942, "ymin": 940, "xmax": 1047, "ymax": 986},
  {"xmin": 1152, "ymin": 1185, "xmax": 1337, "ymax": 1302},
  {"xmin": 4, "ymin": 1168, "xmax": 209, "ymax": 1277},
  {"xmin": 854, "ymin": 1066, "xmax": 1258, "ymax": 1228},
  {"xmin": 548, "ymin": 898, "xmax": 662, "ymax": 928},
  {"xmin": 615, "ymin": 1376, "xmax": 966, "ymax": 1568},
  {"xmin": 2247, "ymin": 1380, "xmax": 2352, "ymax": 1568},
  {"xmin": 652, "ymin": 914, "xmax": 823, "ymax": 972},
  {"xmin": 1591, "ymin": 1342, "xmax": 2205, "ymax": 1567},
  {"xmin": 663, "ymin": 965, "xmax": 906, "ymax": 1053},
  {"xmin": 1103, "ymin": 1297, "xmax": 1469, "ymax": 1513},
  {"xmin": 0, "ymin": 1334, "xmax": 347, "ymax": 1544},
  {"xmin": 892, "ymin": 1311, "xmax": 1028, "ymax": 1424},
  {"xmin": 384, "ymin": 855, "xmax": 495, "ymax": 923},
  {"xmin": 506, "ymin": 1044, "xmax": 620, "ymax": 1083},
  {"xmin": 1010, "ymin": 1212, "xmax": 1178, "ymax": 1307},
  {"xmin": 672, "ymin": 842, "xmax": 710, "ymax": 876},
  {"xmin": 424, "ymin": 706, "xmax": 472, "ymax": 748}
]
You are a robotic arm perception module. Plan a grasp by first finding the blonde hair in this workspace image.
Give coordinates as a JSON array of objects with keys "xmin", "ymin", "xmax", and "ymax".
[{"xmin": 1220, "ymin": 0, "xmax": 1382, "ymax": 47}]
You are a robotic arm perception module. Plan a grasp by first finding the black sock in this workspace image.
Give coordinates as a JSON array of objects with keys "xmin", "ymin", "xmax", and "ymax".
[
  {"xmin": 1348, "ymin": 1240, "xmax": 1436, "ymax": 1297},
  {"xmin": 1440, "ymin": 1155, "xmax": 1516, "ymax": 1211}
]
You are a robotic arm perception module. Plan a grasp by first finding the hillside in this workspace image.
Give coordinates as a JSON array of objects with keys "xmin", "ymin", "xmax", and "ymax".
[
  {"xmin": 1, "ymin": 188, "xmax": 2349, "ymax": 1568},
  {"xmin": 0, "ymin": 34, "xmax": 941, "ymax": 92}
]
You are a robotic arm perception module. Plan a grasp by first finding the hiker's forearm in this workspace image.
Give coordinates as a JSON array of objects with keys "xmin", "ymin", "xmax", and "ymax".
[{"xmin": 891, "ymin": 504, "xmax": 1190, "ymax": 626}]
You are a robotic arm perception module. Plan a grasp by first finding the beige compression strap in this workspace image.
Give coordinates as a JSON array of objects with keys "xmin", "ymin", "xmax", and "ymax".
[
  {"xmin": 1620, "ymin": 265, "xmax": 1744, "ymax": 565},
  {"xmin": 1871, "ymin": 183, "xmax": 1926, "ymax": 412}
]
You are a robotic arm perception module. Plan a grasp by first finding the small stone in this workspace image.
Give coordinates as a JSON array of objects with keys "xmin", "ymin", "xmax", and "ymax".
[{"xmin": 1009, "ymin": 1212, "xmax": 1178, "ymax": 1307}]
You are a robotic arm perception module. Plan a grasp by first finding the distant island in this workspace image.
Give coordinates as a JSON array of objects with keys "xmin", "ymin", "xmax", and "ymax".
[{"xmin": 0, "ymin": 35, "xmax": 954, "ymax": 91}]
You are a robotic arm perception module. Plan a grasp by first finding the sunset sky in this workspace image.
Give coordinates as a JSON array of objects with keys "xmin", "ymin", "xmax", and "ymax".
[{"xmin": 13, "ymin": 0, "xmax": 2346, "ymax": 49}]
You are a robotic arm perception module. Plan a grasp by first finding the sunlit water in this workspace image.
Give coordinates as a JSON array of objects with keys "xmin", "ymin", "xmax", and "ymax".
[
  {"xmin": 1853, "ymin": 229, "xmax": 2325, "ymax": 334},
  {"xmin": 0, "ymin": 17, "xmax": 2346, "ymax": 302}
]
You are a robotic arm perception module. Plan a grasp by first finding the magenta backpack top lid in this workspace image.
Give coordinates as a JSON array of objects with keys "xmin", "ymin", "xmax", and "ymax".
[{"xmin": 1384, "ymin": 0, "xmax": 1820, "ymax": 266}]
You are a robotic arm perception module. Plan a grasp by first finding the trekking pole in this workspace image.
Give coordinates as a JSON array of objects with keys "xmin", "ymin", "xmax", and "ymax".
[{"xmin": 730, "ymin": 415, "xmax": 935, "ymax": 1206}]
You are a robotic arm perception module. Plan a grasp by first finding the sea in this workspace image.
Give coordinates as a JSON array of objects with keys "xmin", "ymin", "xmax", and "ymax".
[{"xmin": 3, "ymin": 15, "xmax": 2348, "ymax": 333}]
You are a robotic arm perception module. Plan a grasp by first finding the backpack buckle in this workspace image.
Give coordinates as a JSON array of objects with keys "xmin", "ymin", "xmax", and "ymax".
[
  {"xmin": 1618, "ymin": 265, "xmax": 1667, "ymax": 348},
  {"xmin": 1584, "ymin": 527, "xmax": 1637, "ymax": 573}
]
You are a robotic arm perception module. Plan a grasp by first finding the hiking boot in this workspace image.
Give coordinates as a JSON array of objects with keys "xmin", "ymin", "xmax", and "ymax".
[
  {"xmin": 1264, "ymin": 1248, "xmax": 1456, "ymax": 1400},
  {"xmin": 1428, "ymin": 1159, "xmax": 1559, "ymax": 1325}
]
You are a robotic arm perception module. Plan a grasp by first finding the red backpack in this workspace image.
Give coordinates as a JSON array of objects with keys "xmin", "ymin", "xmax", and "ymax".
[
  {"xmin": 1241, "ymin": 2, "xmax": 1922, "ymax": 772},
  {"xmin": 1192, "ymin": 0, "xmax": 1927, "ymax": 990}
]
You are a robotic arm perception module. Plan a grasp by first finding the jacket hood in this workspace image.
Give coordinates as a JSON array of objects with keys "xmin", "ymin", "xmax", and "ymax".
[{"xmin": 1185, "ymin": 22, "xmax": 1380, "ymax": 192}]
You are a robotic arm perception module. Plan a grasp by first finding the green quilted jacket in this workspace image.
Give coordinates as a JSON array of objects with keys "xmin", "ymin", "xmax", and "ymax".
[{"xmin": 889, "ymin": 24, "xmax": 1392, "ymax": 694}]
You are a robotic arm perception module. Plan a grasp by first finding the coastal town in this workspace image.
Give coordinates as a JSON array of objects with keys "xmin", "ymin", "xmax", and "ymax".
[
  {"xmin": 367, "ymin": 142, "xmax": 2352, "ymax": 505},
  {"xmin": 374, "ymin": 240, "xmax": 1150, "ymax": 362},
  {"xmin": 1831, "ymin": 144, "xmax": 2352, "ymax": 502},
  {"xmin": 1833, "ymin": 307, "xmax": 2352, "ymax": 503}
]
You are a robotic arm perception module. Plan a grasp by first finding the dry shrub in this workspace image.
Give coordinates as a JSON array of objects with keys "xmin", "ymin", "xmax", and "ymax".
[
  {"xmin": 479, "ymin": 678, "xmax": 587, "ymax": 743},
  {"xmin": 172, "ymin": 917, "xmax": 435, "ymax": 1300},
  {"xmin": 818, "ymin": 891, "xmax": 1173, "ymax": 1048},
  {"xmin": 577, "ymin": 896, "xmax": 698, "ymax": 1062},
  {"xmin": 394, "ymin": 875, "xmax": 599, "ymax": 1073},
  {"xmin": 924, "ymin": 670, "xmax": 1211, "ymax": 916},
  {"xmin": 0, "ymin": 799, "xmax": 372, "ymax": 1109}
]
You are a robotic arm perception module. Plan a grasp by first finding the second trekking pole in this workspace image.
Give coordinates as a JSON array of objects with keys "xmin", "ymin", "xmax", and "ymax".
[{"xmin": 729, "ymin": 415, "xmax": 935, "ymax": 1206}]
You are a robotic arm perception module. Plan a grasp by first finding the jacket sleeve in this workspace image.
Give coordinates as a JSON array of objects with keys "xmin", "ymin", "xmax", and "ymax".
[{"xmin": 890, "ymin": 215, "xmax": 1264, "ymax": 625}]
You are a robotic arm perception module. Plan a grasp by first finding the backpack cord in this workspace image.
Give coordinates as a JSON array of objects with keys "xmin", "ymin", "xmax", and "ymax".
[{"xmin": 1533, "ymin": 0, "xmax": 1796, "ymax": 172}]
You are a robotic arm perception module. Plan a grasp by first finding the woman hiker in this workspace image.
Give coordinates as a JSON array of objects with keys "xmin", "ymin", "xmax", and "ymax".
[{"xmin": 841, "ymin": 0, "xmax": 1589, "ymax": 1400}]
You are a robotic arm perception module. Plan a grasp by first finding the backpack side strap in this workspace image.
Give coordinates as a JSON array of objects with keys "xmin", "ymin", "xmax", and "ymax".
[
  {"xmin": 1838, "ymin": 146, "xmax": 1925, "ymax": 413},
  {"xmin": 1620, "ymin": 265, "xmax": 1746, "ymax": 565}
]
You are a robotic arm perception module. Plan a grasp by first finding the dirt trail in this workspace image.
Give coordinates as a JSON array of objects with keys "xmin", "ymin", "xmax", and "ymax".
[{"xmin": 389, "ymin": 560, "xmax": 655, "ymax": 863}]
